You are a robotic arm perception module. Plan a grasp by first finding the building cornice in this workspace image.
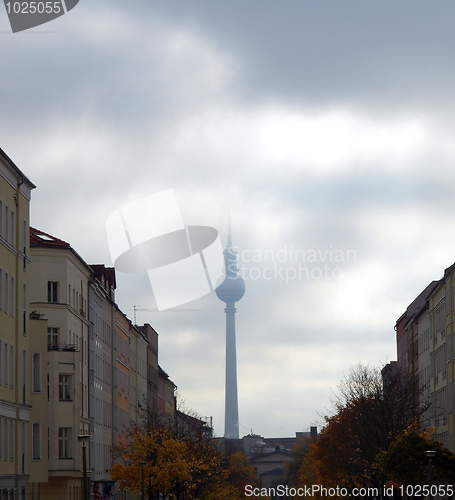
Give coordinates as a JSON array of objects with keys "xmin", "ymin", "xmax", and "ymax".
[{"xmin": 0, "ymin": 148, "xmax": 35, "ymax": 200}]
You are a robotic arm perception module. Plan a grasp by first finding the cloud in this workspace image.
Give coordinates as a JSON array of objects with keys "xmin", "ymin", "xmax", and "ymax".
[{"xmin": 3, "ymin": 0, "xmax": 455, "ymax": 438}]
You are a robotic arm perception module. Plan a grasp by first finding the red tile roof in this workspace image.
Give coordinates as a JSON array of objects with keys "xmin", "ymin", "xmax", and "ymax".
[
  {"xmin": 91, "ymin": 264, "xmax": 117, "ymax": 292},
  {"xmin": 30, "ymin": 227, "xmax": 70, "ymax": 248}
]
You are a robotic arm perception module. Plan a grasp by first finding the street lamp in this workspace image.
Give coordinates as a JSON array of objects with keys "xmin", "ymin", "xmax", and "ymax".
[
  {"xmin": 78, "ymin": 435, "xmax": 90, "ymax": 500},
  {"xmin": 139, "ymin": 461, "xmax": 146, "ymax": 500},
  {"xmin": 425, "ymin": 450, "xmax": 437, "ymax": 499}
]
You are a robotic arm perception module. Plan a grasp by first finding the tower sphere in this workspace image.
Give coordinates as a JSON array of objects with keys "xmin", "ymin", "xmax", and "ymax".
[{"xmin": 215, "ymin": 274, "xmax": 245, "ymax": 304}]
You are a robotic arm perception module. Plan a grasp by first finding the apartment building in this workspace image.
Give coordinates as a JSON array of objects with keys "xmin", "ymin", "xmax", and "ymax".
[
  {"xmin": 0, "ymin": 149, "xmax": 48, "ymax": 499},
  {"xmin": 428, "ymin": 275, "xmax": 450, "ymax": 449},
  {"xmin": 88, "ymin": 265, "xmax": 117, "ymax": 497},
  {"xmin": 393, "ymin": 267, "xmax": 455, "ymax": 452},
  {"xmin": 114, "ymin": 309, "xmax": 131, "ymax": 445},
  {"xmin": 158, "ymin": 366, "xmax": 177, "ymax": 419},
  {"xmin": 426, "ymin": 264, "xmax": 455, "ymax": 452},
  {"xmin": 416, "ymin": 300, "xmax": 433, "ymax": 429},
  {"xmin": 130, "ymin": 324, "xmax": 151, "ymax": 425},
  {"xmin": 0, "ymin": 146, "xmax": 184, "ymax": 499},
  {"xmin": 139, "ymin": 324, "xmax": 158, "ymax": 420},
  {"xmin": 29, "ymin": 227, "xmax": 92, "ymax": 499},
  {"xmin": 114, "ymin": 311, "xmax": 155, "ymax": 500},
  {"xmin": 443, "ymin": 265, "xmax": 455, "ymax": 453},
  {"xmin": 29, "ymin": 228, "xmax": 160, "ymax": 500},
  {"xmin": 394, "ymin": 281, "xmax": 439, "ymax": 425}
]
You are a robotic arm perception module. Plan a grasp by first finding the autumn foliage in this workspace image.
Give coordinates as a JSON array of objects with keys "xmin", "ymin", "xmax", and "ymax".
[
  {"xmin": 288, "ymin": 364, "xmax": 455, "ymax": 498},
  {"xmin": 109, "ymin": 421, "xmax": 259, "ymax": 499}
]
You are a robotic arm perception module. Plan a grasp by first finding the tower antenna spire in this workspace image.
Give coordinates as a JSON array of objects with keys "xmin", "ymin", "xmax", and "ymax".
[
  {"xmin": 227, "ymin": 202, "xmax": 232, "ymax": 247},
  {"xmin": 228, "ymin": 211, "xmax": 232, "ymax": 247}
]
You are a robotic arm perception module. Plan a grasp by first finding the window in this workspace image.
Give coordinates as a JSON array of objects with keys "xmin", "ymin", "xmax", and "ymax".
[
  {"xmin": 4, "ymin": 273, "xmax": 8, "ymax": 313},
  {"xmin": 0, "ymin": 199, "xmax": 2, "ymax": 236},
  {"xmin": 23, "ymin": 284, "xmax": 26, "ymax": 335},
  {"xmin": 10, "ymin": 345, "xmax": 13, "ymax": 388},
  {"xmin": 9, "ymin": 419, "xmax": 13, "ymax": 459},
  {"xmin": 47, "ymin": 328, "xmax": 58, "ymax": 350},
  {"xmin": 32, "ymin": 353, "xmax": 41, "ymax": 392},
  {"xmin": 23, "ymin": 219, "xmax": 27, "ymax": 270},
  {"xmin": 10, "ymin": 276, "xmax": 14, "ymax": 316},
  {"xmin": 4, "ymin": 205, "xmax": 8, "ymax": 243},
  {"xmin": 10, "ymin": 210, "xmax": 14, "ymax": 247},
  {"xmin": 0, "ymin": 340, "xmax": 2, "ymax": 385},
  {"xmin": 23, "ymin": 349, "xmax": 27, "ymax": 404},
  {"xmin": 3, "ymin": 418, "xmax": 7, "ymax": 459},
  {"xmin": 48, "ymin": 281, "xmax": 58, "ymax": 303},
  {"xmin": 32, "ymin": 423, "xmax": 41, "ymax": 460},
  {"xmin": 22, "ymin": 422, "xmax": 25, "ymax": 472},
  {"xmin": 2, "ymin": 419, "xmax": 13, "ymax": 459},
  {"xmin": 4, "ymin": 341, "xmax": 8, "ymax": 386},
  {"xmin": 59, "ymin": 375, "xmax": 72, "ymax": 400},
  {"xmin": 0, "ymin": 269, "xmax": 2, "ymax": 309},
  {"xmin": 58, "ymin": 427, "xmax": 72, "ymax": 458}
]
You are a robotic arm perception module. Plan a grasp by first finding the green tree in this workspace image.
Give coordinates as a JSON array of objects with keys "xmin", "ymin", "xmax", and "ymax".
[{"xmin": 378, "ymin": 422, "xmax": 455, "ymax": 487}]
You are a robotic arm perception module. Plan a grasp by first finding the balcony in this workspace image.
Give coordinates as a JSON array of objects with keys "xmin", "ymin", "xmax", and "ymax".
[{"xmin": 48, "ymin": 343, "xmax": 78, "ymax": 352}]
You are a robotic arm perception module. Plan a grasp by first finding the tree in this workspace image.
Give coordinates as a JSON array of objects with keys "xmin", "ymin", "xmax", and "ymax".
[
  {"xmin": 110, "ymin": 426, "xmax": 194, "ymax": 499},
  {"xmin": 109, "ymin": 408, "xmax": 261, "ymax": 499},
  {"xmin": 226, "ymin": 452, "xmax": 259, "ymax": 495},
  {"xmin": 291, "ymin": 364, "xmax": 428, "ymax": 496},
  {"xmin": 378, "ymin": 422, "xmax": 455, "ymax": 487},
  {"xmin": 284, "ymin": 437, "xmax": 312, "ymax": 487}
]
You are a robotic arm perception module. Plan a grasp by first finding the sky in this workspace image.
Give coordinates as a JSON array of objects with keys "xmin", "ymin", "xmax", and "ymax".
[{"xmin": 2, "ymin": 0, "xmax": 455, "ymax": 438}]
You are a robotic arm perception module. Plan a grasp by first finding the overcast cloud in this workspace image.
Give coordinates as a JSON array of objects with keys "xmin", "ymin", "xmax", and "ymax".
[{"xmin": 1, "ymin": 0, "xmax": 455, "ymax": 437}]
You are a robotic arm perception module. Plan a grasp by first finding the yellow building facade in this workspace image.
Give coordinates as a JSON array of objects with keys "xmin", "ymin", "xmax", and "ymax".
[
  {"xmin": 0, "ymin": 149, "xmax": 48, "ymax": 499},
  {"xmin": 29, "ymin": 228, "xmax": 91, "ymax": 500},
  {"xmin": 0, "ymin": 147, "xmax": 175, "ymax": 499}
]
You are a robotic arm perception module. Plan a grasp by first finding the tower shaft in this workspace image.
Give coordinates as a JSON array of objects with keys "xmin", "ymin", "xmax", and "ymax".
[{"xmin": 225, "ymin": 302, "xmax": 239, "ymax": 439}]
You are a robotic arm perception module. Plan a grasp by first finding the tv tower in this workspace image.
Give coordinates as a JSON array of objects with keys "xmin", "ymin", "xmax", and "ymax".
[{"xmin": 215, "ymin": 220, "xmax": 245, "ymax": 439}]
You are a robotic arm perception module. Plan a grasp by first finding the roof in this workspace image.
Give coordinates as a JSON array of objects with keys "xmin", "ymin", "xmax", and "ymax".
[
  {"xmin": 158, "ymin": 365, "xmax": 177, "ymax": 388},
  {"xmin": 395, "ymin": 280, "xmax": 440, "ymax": 329},
  {"xmin": 0, "ymin": 147, "xmax": 36, "ymax": 189},
  {"xmin": 30, "ymin": 226, "xmax": 92, "ymax": 273},
  {"xmin": 91, "ymin": 264, "xmax": 117, "ymax": 290},
  {"xmin": 260, "ymin": 468, "xmax": 284, "ymax": 476},
  {"xmin": 250, "ymin": 448, "xmax": 292, "ymax": 462},
  {"xmin": 444, "ymin": 262, "xmax": 455, "ymax": 280},
  {"xmin": 30, "ymin": 227, "xmax": 70, "ymax": 248}
]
